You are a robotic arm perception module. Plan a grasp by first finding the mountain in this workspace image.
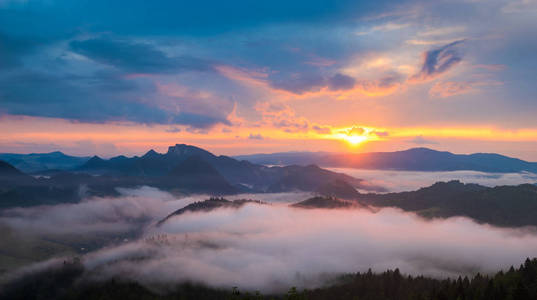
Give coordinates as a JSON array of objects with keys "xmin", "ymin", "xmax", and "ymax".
[
  {"xmin": 0, "ymin": 152, "xmax": 90, "ymax": 173},
  {"xmin": 78, "ymin": 144, "xmax": 379, "ymax": 193},
  {"xmin": 0, "ymin": 160, "xmax": 36, "ymax": 187},
  {"xmin": 357, "ymin": 180, "xmax": 537, "ymax": 227},
  {"xmin": 158, "ymin": 197, "xmax": 266, "ymax": 225},
  {"xmin": 0, "ymin": 160, "xmax": 27, "ymax": 178},
  {"xmin": 291, "ymin": 196, "xmax": 356, "ymax": 209},
  {"xmin": 78, "ymin": 144, "xmax": 217, "ymax": 177},
  {"xmin": 163, "ymin": 156, "xmax": 237, "ymax": 194},
  {"xmin": 1, "ymin": 144, "xmax": 374, "ymax": 209},
  {"xmin": 315, "ymin": 179, "xmax": 362, "ymax": 199},
  {"xmin": 235, "ymin": 148, "xmax": 537, "ymax": 173},
  {"xmin": 265, "ymin": 164, "xmax": 370, "ymax": 192}
]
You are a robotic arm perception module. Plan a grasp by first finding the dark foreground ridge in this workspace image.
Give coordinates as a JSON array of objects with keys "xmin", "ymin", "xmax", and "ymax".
[
  {"xmin": 157, "ymin": 180, "xmax": 537, "ymax": 229},
  {"xmin": 357, "ymin": 180, "xmax": 537, "ymax": 228},
  {"xmin": 158, "ymin": 195, "xmax": 356, "ymax": 226},
  {"xmin": 157, "ymin": 197, "xmax": 266, "ymax": 225},
  {"xmin": 291, "ymin": 196, "xmax": 357, "ymax": 209},
  {"xmin": 2, "ymin": 257, "xmax": 537, "ymax": 300}
]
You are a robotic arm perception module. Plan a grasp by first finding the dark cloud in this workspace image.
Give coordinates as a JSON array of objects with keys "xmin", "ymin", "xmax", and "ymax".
[
  {"xmin": 70, "ymin": 37, "xmax": 213, "ymax": 74},
  {"xmin": 269, "ymin": 71, "xmax": 402, "ymax": 95},
  {"xmin": 410, "ymin": 40, "xmax": 465, "ymax": 82},
  {"xmin": 248, "ymin": 133, "xmax": 264, "ymax": 140},
  {"xmin": 0, "ymin": 32, "xmax": 41, "ymax": 69},
  {"xmin": 0, "ymin": 70, "xmax": 230, "ymax": 129},
  {"xmin": 269, "ymin": 73, "xmax": 326, "ymax": 94},
  {"xmin": 313, "ymin": 125, "xmax": 332, "ymax": 134},
  {"xmin": 328, "ymin": 73, "xmax": 356, "ymax": 91},
  {"xmin": 165, "ymin": 127, "xmax": 182, "ymax": 133},
  {"xmin": 0, "ymin": 1, "xmax": 398, "ymax": 36},
  {"xmin": 172, "ymin": 112, "xmax": 231, "ymax": 129}
]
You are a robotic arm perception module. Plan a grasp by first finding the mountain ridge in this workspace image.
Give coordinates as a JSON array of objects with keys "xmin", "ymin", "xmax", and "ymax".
[
  {"xmin": 0, "ymin": 144, "xmax": 376, "ymax": 209},
  {"xmin": 0, "ymin": 152, "xmax": 90, "ymax": 173},
  {"xmin": 77, "ymin": 144, "xmax": 378, "ymax": 193},
  {"xmin": 235, "ymin": 147, "xmax": 537, "ymax": 173}
]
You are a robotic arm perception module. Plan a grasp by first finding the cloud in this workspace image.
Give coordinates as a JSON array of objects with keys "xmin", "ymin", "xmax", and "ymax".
[
  {"xmin": 502, "ymin": 0, "xmax": 537, "ymax": 13},
  {"xmin": 0, "ymin": 187, "xmax": 180, "ymax": 236},
  {"xmin": 371, "ymin": 130, "xmax": 389, "ymax": 137},
  {"xmin": 417, "ymin": 26, "xmax": 466, "ymax": 37},
  {"xmin": 248, "ymin": 133, "xmax": 264, "ymax": 140},
  {"xmin": 408, "ymin": 135, "xmax": 438, "ymax": 145},
  {"xmin": 165, "ymin": 127, "xmax": 182, "ymax": 133},
  {"xmin": 429, "ymin": 80, "xmax": 504, "ymax": 98},
  {"xmin": 267, "ymin": 71, "xmax": 402, "ymax": 97},
  {"xmin": 328, "ymin": 73, "xmax": 356, "ymax": 91},
  {"xmin": 356, "ymin": 22, "xmax": 410, "ymax": 35},
  {"xmin": 269, "ymin": 73, "xmax": 326, "ymax": 94},
  {"xmin": 328, "ymin": 168, "xmax": 537, "ymax": 193},
  {"xmin": 0, "ymin": 32, "xmax": 40, "ymax": 69},
  {"xmin": 6, "ymin": 184, "xmax": 537, "ymax": 293},
  {"xmin": 0, "ymin": 70, "xmax": 168, "ymax": 122},
  {"xmin": 70, "ymin": 37, "xmax": 214, "ymax": 74},
  {"xmin": 81, "ymin": 204, "xmax": 537, "ymax": 292},
  {"xmin": 342, "ymin": 126, "xmax": 365, "ymax": 136},
  {"xmin": 429, "ymin": 81, "xmax": 474, "ymax": 98},
  {"xmin": 0, "ymin": 68, "xmax": 233, "ymax": 129},
  {"xmin": 410, "ymin": 40, "xmax": 465, "ymax": 82},
  {"xmin": 256, "ymin": 102, "xmax": 309, "ymax": 132},
  {"xmin": 353, "ymin": 74, "xmax": 402, "ymax": 96},
  {"xmin": 312, "ymin": 125, "xmax": 332, "ymax": 134}
]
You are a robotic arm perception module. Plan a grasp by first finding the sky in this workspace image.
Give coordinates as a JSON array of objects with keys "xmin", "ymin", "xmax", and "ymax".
[{"xmin": 1, "ymin": 0, "xmax": 537, "ymax": 159}]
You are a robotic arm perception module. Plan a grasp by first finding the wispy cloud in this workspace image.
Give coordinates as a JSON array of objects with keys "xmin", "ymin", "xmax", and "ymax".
[
  {"xmin": 430, "ymin": 80, "xmax": 504, "ymax": 98},
  {"xmin": 409, "ymin": 40, "xmax": 465, "ymax": 82}
]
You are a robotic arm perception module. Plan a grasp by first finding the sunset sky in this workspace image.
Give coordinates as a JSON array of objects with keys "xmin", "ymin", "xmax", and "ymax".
[{"xmin": 1, "ymin": 0, "xmax": 537, "ymax": 159}]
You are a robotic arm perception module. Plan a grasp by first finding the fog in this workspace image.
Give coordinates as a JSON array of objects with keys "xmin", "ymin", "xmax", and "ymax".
[
  {"xmin": 0, "ymin": 187, "xmax": 311, "ymax": 237},
  {"xmin": 328, "ymin": 168, "xmax": 537, "ymax": 192},
  {"xmin": 3, "ymin": 186, "xmax": 537, "ymax": 292}
]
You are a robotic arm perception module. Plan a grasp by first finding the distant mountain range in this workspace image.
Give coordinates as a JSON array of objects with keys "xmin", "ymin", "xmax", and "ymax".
[
  {"xmin": 0, "ymin": 144, "xmax": 378, "ymax": 209},
  {"xmin": 235, "ymin": 148, "xmax": 537, "ymax": 173},
  {"xmin": 76, "ymin": 144, "xmax": 375, "ymax": 193},
  {"xmin": 3, "ymin": 147, "xmax": 537, "ymax": 174},
  {"xmin": 0, "ymin": 152, "xmax": 90, "ymax": 173}
]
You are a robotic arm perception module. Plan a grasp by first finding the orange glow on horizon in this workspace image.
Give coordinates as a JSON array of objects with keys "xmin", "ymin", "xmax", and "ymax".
[{"xmin": 2, "ymin": 116, "xmax": 537, "ymax": 158}]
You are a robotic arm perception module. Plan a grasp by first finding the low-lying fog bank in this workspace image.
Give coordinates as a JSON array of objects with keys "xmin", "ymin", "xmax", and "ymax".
[
  {"xmin": 328, "ymin": 168, "xmax": 537, "ymax": 192},
  {"xmin": 2, "ymin": 186, "xmax": 537, "ymax": 292}
]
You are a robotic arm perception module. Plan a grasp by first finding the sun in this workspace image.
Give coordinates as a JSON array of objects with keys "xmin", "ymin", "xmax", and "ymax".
[
  {"xmin": 332, "ymin": 134, "xmax": 367, "ymax": 146},
  {"xmin": 327, "ymin": 125, "xmax": 384, "ymax": 147},
  {"xmin": 343, "ymin": 134, "xmax": 368, "ymax": 146}
]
